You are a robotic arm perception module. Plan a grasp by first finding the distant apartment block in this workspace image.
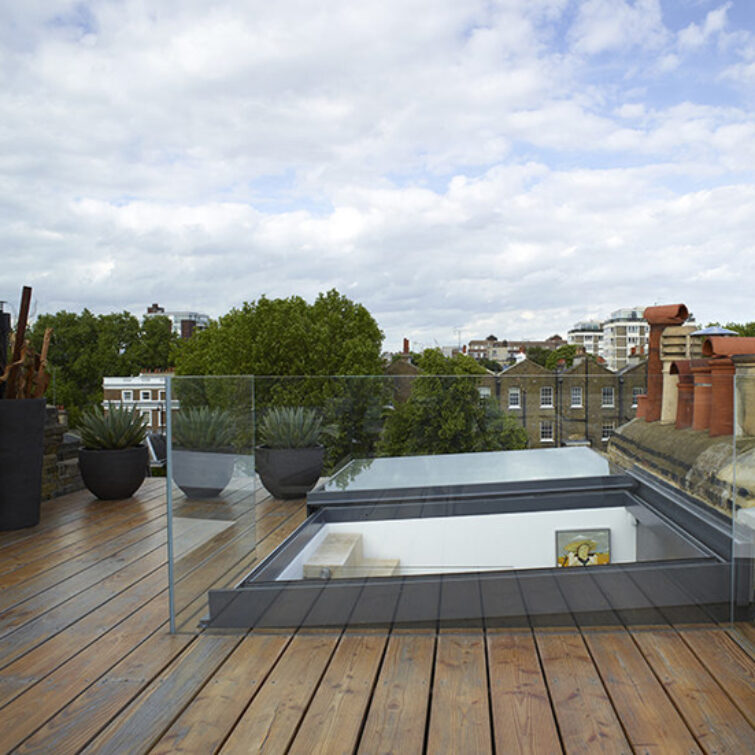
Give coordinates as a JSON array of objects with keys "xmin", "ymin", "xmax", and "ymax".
[
  {"xmin": 145, "ymin": 303, "xmax": 210, "ymax": 340},
  {"xmin": 102, "ymin": 372, "xmax": 176, "ymax": 432},
  {"xmin": 567, "ymin": 320, "xmax": 603, "ymax": 357},
  {"xmin": 600, "ymin": 307, "xmax": 649, "ymax": 372}
]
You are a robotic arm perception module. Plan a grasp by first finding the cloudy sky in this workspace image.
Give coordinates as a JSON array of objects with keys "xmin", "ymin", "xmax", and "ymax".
[{"xmin": 2, "ymin": 0, "xmax": 754, "ymax": 351}]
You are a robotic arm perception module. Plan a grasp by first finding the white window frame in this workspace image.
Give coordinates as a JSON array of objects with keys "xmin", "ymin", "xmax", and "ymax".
[
  {"xmin": 601, "ymin": 386, "xmax": 615, "ymax": 408},
  {"xmin": 140, "ymin": 409, "xmax": 152, "ymax": 423},
  {"xmin": 540, "ymin": 421, "xmax": 554, "ymax": 443},
  {"xmin": 158, "ymin": 390, "xmax": 166, "ymax": 401},
  {"xmin": 508, "ymin": 388, "xmax": 521, "ymax": 409},
  {"xmin": 122, "ymin": 390, "xmax": 133, "ymax": 402},
  {"xmin": 140, "ymin": 390, "xmax": 152, "ymax": 401},
  {"xmin": 632, "ymin": 386, "xmax": 643, "ymax": 407},
  {"xmin": 478, "ymin": 386, "xmax": 491, "ymax": 399},
  {"xmin": 570, "ymin": 386, "xmax": 583, "ymax": 408},
  {"xmin": 601, "ymin": 422, "xmax": 615, "ymax": 441},
  {"xmin": 540, "ymin": 386, "xmax": 553, "ymax": 408}
]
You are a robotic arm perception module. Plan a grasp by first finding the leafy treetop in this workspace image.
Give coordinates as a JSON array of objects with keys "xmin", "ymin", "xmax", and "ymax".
[
  {"xmin": 174, "ymin": 289, "xmax": 383, "ymax": 377},
  {"xmin": 378, "ymin": 348, "xmax": 527, "ymax": 457}
]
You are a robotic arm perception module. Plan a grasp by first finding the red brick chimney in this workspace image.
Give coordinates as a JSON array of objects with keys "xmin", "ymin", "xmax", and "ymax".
[
  {"xmin": 691, "ymin": 359, "xmax": 712, "ymax": 431},
  {"xmin": 643, "ymin": 304, "xmax": 689, "ymax": 422},
  {"xmin": 702, "ymin": 337, "xmax": 755, "ymax": 437},
  {"xmin": 670, "ymin": 360, "xmax": 694, "ymax": 429},
  {"xmin": 403, "ymin": 338, "xmax": 410, "ymax": 355}
]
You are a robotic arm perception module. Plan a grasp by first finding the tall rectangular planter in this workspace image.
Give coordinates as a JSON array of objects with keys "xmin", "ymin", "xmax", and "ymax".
[{"xmin": 0, "ymin": 398, "xmax": 46, "ymax": 530}]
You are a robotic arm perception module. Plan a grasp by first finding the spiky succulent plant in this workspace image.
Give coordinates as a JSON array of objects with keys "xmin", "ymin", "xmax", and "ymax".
[
  {"xmin": 258, "ymin": 406, "xmax": 332, "ymax": 449},
  {"xmin": 78, "ymin": 404, "xmax": 148, "ymax": 450},
  {"xmin": 172, "ymin": 406, "xmax": 235, "ymax": 450}
]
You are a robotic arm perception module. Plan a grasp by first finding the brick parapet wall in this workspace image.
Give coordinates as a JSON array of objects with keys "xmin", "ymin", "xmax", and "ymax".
[
  {"xmin": 41, "ymin": 406, "xmax": 84, "ymax": 500},
  {"xmin": 608, "ymin": 418, "xmax": 755, "ymax": 515}
]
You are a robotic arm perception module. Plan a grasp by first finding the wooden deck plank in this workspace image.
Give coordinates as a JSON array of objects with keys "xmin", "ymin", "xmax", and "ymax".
[
  {"xmin": 16, "ymin": 499, "xmax": 306, "ymax": 755},
  {"xmin": 80, "ymin": 635, "xmax": 241, "ymax": 755},
  {"xmin": 0, "ymin": 486, "xmax": 166, "ymax": 578},
  {"xmin": 288, "ymin": 631, "xmax": 388, "ymax": 755},
  {"xmin": 0, "ymin": 522, "xmax": 166, "ymax": 639},
  {"xmin": 357, "ymin": 632, "xmax": 435, "ymax": 755},
  {"xmin": 0, "ymin": 514, "xmax": 167, "ymax": 626},
  {"xmin": 23, "ymin": 504, "xmax": 307, "ymax": 753},
  {"xmin": 678, "ymin": 628, "xmax": 755, "ymax": 727},
  {"xmin": 0, "ymin": 545, "xmax": 166, "ymax": 669},
  {"xmin": 535, "ymin": 630, "xmax": 631, "ymax": 754},
  {"xmin": 583, "ymin": 630, "xmax": 702, "ymax": 754},
  {"xmin": 426, "ymin": 630, "xmax": 492, "ymax": 755},
  {"xmin": 0, "ymin": 568, "xmax": 168, "ymax": 698},
  {"xmin": 218, "ymin": 631, "xmax": 341, "ymax": 754},
  {"xmin": 632, "ymin": 629, "xmax": 755, "ymax": 754},
  {"xmin": 15, "ymin": 632, "xmax": 196, "ymax": 754},
  {"xmin": 0, "ymin": 483, "xmax": 753, "ymax": 755},
  {"xmin": 0, "ymin": 479, "xmax": 165, "ymax": 550},
  {"xmin": 486, "ymin": 629, "xmax": 562, "ymax": 754},
  {"xmin": 0, "ymin": 593, "xmax": 171, "ymax": 752},
  {"xmin": 730, "ymin": 622, "xmax": 755, "ymax": 655},
  {"xmin": 150, "ymin": 633, "xmax": 291, "ymax": 754}
]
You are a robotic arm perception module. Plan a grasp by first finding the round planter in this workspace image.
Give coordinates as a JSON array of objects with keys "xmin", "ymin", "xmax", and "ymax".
[
  {"xmin": 172, "ymin": 449, "xmax": 235, "ymax": 498},
  {"xmin": 0, "ymin": 398, "xmax": 46, "ymax": 530},
  {"xmin": 255, "ymin": 445, "xmax": 324, "ymax": 500},
  {"xmin": 79, "ymin": 446, "xmax": 148, "ymax": 500}
]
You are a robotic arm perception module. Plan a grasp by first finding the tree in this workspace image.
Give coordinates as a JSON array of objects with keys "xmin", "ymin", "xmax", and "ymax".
[
  {"xmin": 545, "ymin": 344, "xmax": 579, "ymax": 370},
  {"xmin": 526, "ymin": 346, "xmax": 549, "ymax": 366},
  {"xmin": 175, "ymin": 290, "xmax": 383, "ymax": 378},
  {"xmin": 724, "ymin": 322, "xmax": 755, "ymax": 337},
  {"xmin": 28, "ymin": 310, "xmax": 177, "ymax": 425},
  {"xmin": 173, "ymin": 290, "xmax": 386, "ymax": 469},
  {"xmin": 479, "ymin": 357, "xmax": 503, "ymax": 372},
  {"xmin": 378, "ymin": 349, "xmax": 527, "ymax": 456},
  {"xmin": 128, "ymin": 315, "xmax": 179, "ymax": 371}
]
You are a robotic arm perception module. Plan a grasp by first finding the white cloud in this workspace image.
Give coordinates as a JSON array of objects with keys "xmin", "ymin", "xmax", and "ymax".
[
  {"xmin": 568, "ymin": 0, "xmax": 668, "ymax": 56},
  {"xmin": 1, "ymin": 0, "xmax": 754, "ymax": 350},
  {"xmin": 678, "ymin": 3, "xmax": 731, "ymax": 51}
]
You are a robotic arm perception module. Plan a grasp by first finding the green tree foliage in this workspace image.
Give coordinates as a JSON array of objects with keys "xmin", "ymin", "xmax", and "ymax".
[
  {"xmin": 479, "ymin": 357, "xmax": 503, "ymax": 372},
  {"xmin": 525, "ymin": 346, "xmax": 549, "ymax": 366},
  {"xmin": 129, "ymin": 315, "xmax": 179, "ymax": 370},
  {"xmin": 28, "ymin": 310, "xmax": 177, "ymax": 425},
  {"xmin": 544, "ymin": 344, "xmax": 579, "ymax": 370},
  {"xmin": 722, "ymin": 322, "xmax": 755, "ymax": 337},
  {"xmin": 378, "ymin": 349, "xmax": 528, "ymax": 457},
  {"xmin": 173, "ymin": 290, "xmax": 386, "ymax": 469},
  {"xmin": 175, "ymin": 290, "xmax": 383, "ymax": 378}
]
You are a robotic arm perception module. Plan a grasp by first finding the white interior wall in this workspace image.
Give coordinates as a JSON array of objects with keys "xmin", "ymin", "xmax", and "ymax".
[{"xmin": 277, "ymin": 507, "xmax": 637, "ymax": 580}]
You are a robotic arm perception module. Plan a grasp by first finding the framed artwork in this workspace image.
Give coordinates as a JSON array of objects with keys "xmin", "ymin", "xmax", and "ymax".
[{"xmin": 556, "ymin": 528, "xmax": 610, "ymax": 568}]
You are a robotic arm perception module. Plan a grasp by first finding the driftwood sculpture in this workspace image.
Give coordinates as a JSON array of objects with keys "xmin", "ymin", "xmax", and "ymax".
[{"xmin": 0, "ymin": 286, "xmax": 52, "ymax": 400}]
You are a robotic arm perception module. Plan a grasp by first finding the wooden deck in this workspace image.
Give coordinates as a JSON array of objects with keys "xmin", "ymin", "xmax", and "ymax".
[{"xmin": 1, "ymin": 479, "xmax": 754, "ymax": 754}]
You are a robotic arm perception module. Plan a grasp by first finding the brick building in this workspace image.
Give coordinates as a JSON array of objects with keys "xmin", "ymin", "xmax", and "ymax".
[
  {"xmin": 496, "ymin": 357, "xmax": 647, "ymax": 448},
  {"xmin": 102, "ymin": 371, "xmax": 175, "ymax": 432}
]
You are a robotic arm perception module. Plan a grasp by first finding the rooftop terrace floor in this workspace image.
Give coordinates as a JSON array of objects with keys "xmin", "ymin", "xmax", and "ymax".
[{"xmin": 0, "ymin": 479, "xmax": 753, "ymax": 753}]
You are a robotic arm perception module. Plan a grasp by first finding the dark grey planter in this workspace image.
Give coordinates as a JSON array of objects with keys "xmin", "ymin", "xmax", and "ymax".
[
  {"xmin": 79, "ymin": 446, "xmax": 148, "ymax": 500},
  {"xmin": 172, "ymin": 449, "xmax": 235, "ymax": 498},
  {"xmin": 255, "ymin": 445, "xmax": 324, "ymax": 500},
  {"xmin": 0, "ymin": 398, "xmax": 46, "ymax": 530}
]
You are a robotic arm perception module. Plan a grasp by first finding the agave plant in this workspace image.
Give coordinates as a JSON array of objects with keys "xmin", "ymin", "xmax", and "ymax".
[
  {"xmin": 172, "ymin": 406, "xmax": 235, "ymax": 451},
  {"xmin": 78, "ymin": 404, "xmax": 148, "ymax": 450},
  {"xmin": 258, "ymin": 406, "xmax": 332, "ymax": 449}
]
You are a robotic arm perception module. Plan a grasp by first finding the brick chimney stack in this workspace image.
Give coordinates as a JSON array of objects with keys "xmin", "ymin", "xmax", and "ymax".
[{"xmin": 642, "ymin": 304, "xmax": 689, "ymax": 422}]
